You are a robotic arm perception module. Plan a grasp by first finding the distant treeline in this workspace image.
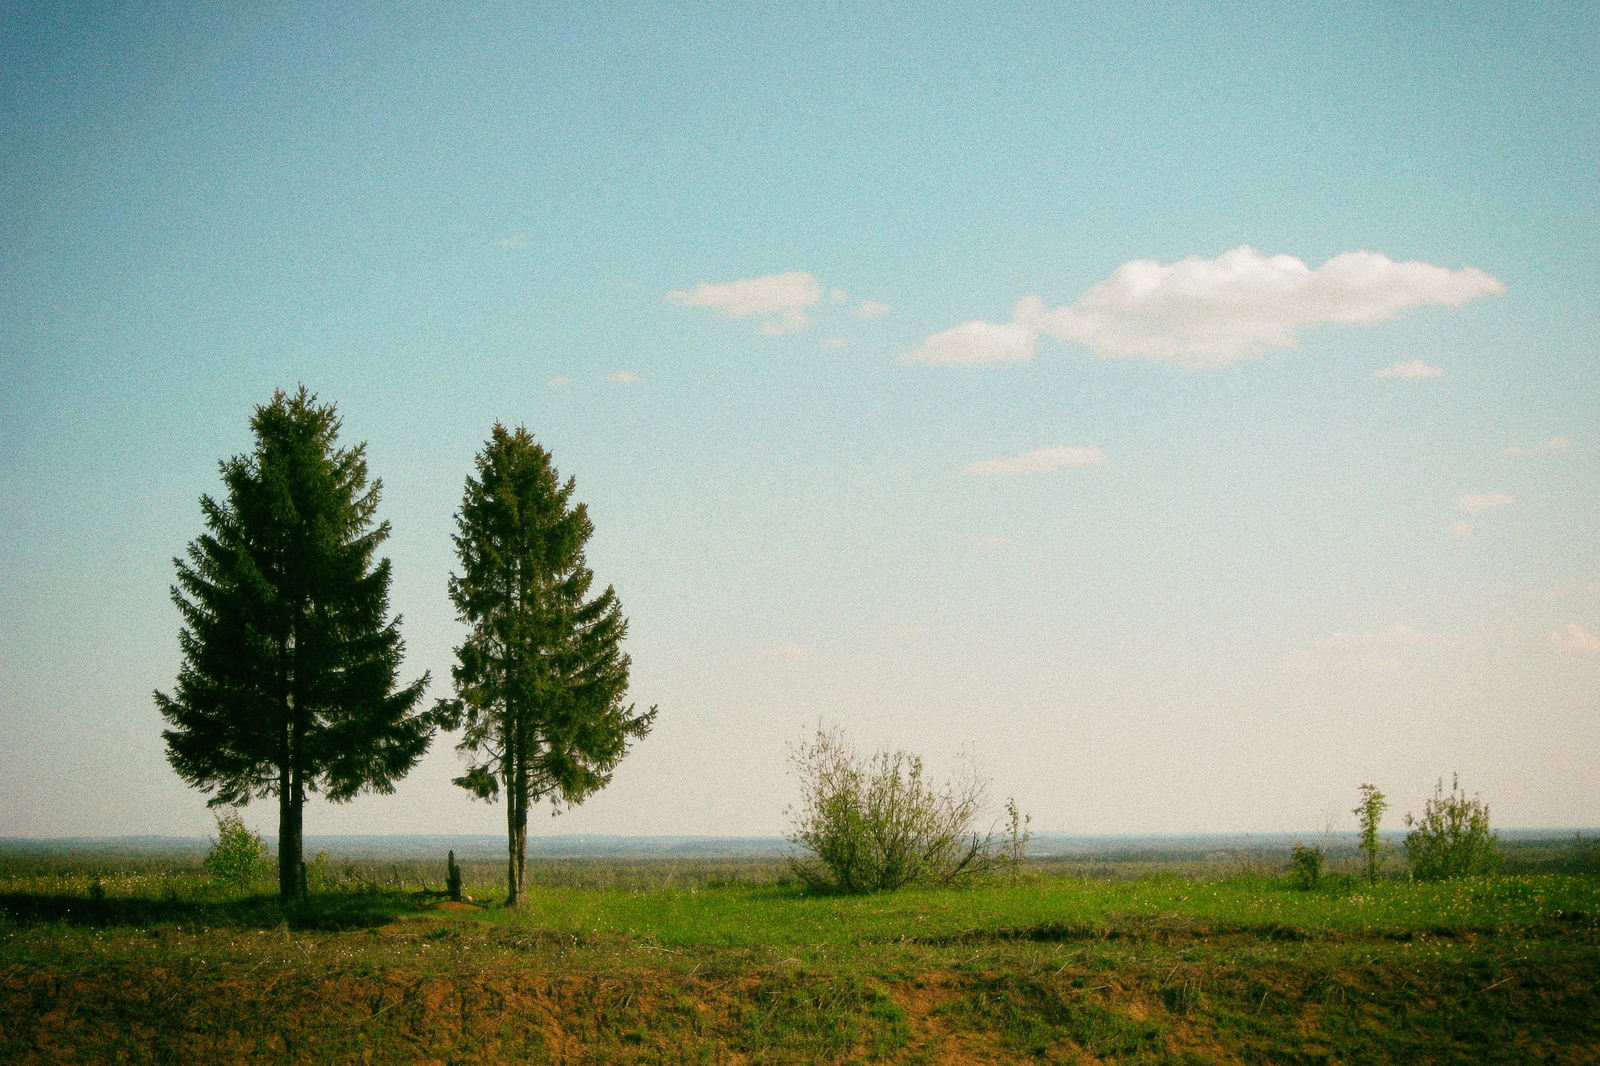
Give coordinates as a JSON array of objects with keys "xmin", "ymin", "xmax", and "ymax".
[{"xmin": 6, "ymin": 829, "xmax": 1597, "ymax": 870}]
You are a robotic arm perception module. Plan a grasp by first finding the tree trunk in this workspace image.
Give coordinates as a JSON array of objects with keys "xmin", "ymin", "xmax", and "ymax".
[
  {"xmin": 278, "ymin": 763, "xmax": 300, "ymax": 901},
  {"xmin": 505, "ymin": 769, "xmax": 527, "ymax": 906},
  {"xmin": 279, "ymin": 727, "xmax": 306, "ymax": 903}
]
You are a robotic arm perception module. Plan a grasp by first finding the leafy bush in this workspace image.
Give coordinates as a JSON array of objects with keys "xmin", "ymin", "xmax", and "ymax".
[
  {"xmin": 1288, "ymin": 843, "xmax": 1325, "ymax": 890},
  {"xmin": 1404, "ymin": 774, "xmax": 1499, "ymax": 881},
  {"xmin": 786, "ymin": 729, "xmax": 1020, "ymax": 893},
  {"xmin": 204, "ymin": 809, "xmax": 270, "ymax": 891}
]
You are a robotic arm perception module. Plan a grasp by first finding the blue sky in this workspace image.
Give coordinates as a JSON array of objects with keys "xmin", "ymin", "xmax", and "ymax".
[{"xmin": 2, "ymin": 2, "xmax": 1596, "ymax": 840}]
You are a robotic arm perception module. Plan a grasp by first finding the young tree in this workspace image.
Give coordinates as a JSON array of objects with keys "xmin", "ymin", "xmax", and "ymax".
[
  {"xmin": 157, "ymin": 388, "xmax": 432, "ymax": 901},
  {"xmin": 439, "ymin": 424, "xmax": 655, "ymax": 906},
  {"xmin": 1404, "ymin": 774, "xmax": 1500, "ymax": 881},
  {"xmin": 1353, "ymin": 783, "xmax": 1390, "ymax": 885},
  {"xmin": 205, "ymin": 809, "xmax": 271, "ymax": 892}
]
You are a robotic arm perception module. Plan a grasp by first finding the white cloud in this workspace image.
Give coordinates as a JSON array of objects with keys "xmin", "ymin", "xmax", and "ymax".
[
  {"xmin": 759, "ymin": 307, "xmax": 811, "ymax": 335},
  {"xmin": 609, "ymin": 371, "xmax": 638, "ymax": 383},
  {"xmin": 822, "ymin": 337, "xmax": 849, "ymax": 349},
  {"xmin": 668, "ymin": 272, "xmax": 821, "ymax": 334},
  {"xmin": 854, "ymin": 300, "xmax": 890, "ymax": 320},
  {"xmin": 547, "ymin": 376, "xmax": 572, "ymax": 387},
  {"xmin": 1456, "ymin": 492, "xmax": 1514, "ymax": 513},
  {"xmin": 1283, "ymin": 624, "xmax": 1450, "ymax": 673},
  {"xmin": 756, "ymin": 643, "xmax": 812, "ymax": 664},
  {"xmin": 965, "ymin": 535, "xmax": 1011, "ymax": 548},
  {"xmin": 830, "ymin": 289, "xmax": 848, "ymax": 302},
  {"xmin": 906, "ymin": 297, "xmax": 1043, "ymax": 364},
  {"xmin": 1504, "ymin": 437, "xmax": 1573, "ymax": 456},
  {"xmin": 1551, "ymin": 623, "xmax": 1600, "ymax": 656},
  {"xmin": 497, "ymin": 235, "xmax": 527, "ymax": 249},
  {"xmin": 964, "ymin": 445, "xmax": 1108, "ymax": 477},
  {"xmin": 1375, "ymin": 360, "xmax": 1445, "ymax": 379},
  {"xmin": 1447, "ymin": 521, "xmax": 1474, "ymax": 538},
  {"xmin": 910, "ymin": 246, "xmax": 1503, "ymax": 369}
]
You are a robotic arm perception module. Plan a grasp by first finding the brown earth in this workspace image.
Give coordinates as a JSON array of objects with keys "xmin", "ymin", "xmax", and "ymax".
[{"xmin": 4, "ymin": 922, "xmax": 1600, "ymax": 1064}]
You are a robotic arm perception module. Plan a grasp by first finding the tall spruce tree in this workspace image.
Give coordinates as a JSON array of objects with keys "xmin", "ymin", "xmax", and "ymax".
[
  {"xmin": 157, "ymin": 388, "xmax": 432, "ymax": 901},
  {"xmin": 439, "ymin": 424, "xmax": 655, "ymax": 906}
]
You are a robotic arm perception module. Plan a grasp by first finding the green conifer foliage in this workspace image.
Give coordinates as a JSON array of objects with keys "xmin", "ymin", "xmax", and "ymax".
[
  {"xmin": 438, "ymin": 424, "xmax": 655, "ymax": 906},
  {"xmin": 156, "ymin": 388, "xmax": 432, "ymax": 901}
]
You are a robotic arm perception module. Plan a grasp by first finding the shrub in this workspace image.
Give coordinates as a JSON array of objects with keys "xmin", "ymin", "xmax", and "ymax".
[
  {"xmin": 1404, "ymin": 774, "xmax": 1499, "ymax": 881},
  {"xmin": 204, "ymin": 809, "xmax": 270, "ymax": 891},
  {"xmin": 1288, "ymin": 843, "xmax": 1325, "ymax": 890},
  {"xmin": 786, "ymin": 728, "xmax": 1018, "ymax": 893}
]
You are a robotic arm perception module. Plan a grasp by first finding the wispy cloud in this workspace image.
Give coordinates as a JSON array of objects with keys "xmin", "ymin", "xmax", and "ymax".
[
  {"xmin": 964, "ymin": 445, "xmax": 1108, "ymax": 477},
  {"xmin": 668, "ymin": 272, "xmax": 821, "ymax": 334},
  {"xmin": 831, "ymin": 289, "xmax": 848, "ymax": 302},
  {"xmin": 1283, "ymin": 624, "xmax": 1451, "ymax": 673},
  {"xmin": 1447, "ymin": 521, "xmax": 1473, "ymax": 538},
  {"xmin": 547, "ymin": 376, "xmax": 572, "ymax": 387},
  {"xmin": 1375, "ymin": 360, "xmax": 1445, "ymax": 380},
  {"xmin": 907, "ymin": 247, "xmax": 1503, "ymax": 368},
  {"xmin": 1504, "ymin": 437, "xmax": 1572, "ymax": 456},
  {"xmin": 965, "ymin": 535, "xmax": 1011, "ymax": 548},
  {"xmin": 822, "ymin": 337, "xmax": 849, "ymax": 349},
  {"xmin": 609, "ymin": 371, "xmax": 638, "ymax": 383},
  {"xmin": 855, "ymin": 300, "xmax": 890, "ymax": 320},
  {"xmin": 1551, "ymin": 623, "xmax": 1600, "ymax": 656},
  {"xmin": 1456, "ymin": 492, "xmax": 1514, "ymax": 513},
  {"xmin": 497, "ymin": 235, "xmax": 527, "ymax": 249},
  {"xmin": 756, "ymin": 643, "xmax": 812, "ymax": 664}
]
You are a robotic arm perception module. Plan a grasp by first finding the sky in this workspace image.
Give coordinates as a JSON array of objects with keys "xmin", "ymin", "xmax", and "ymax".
[{"xmin": 2, "ymin": 1, "xmax": 1596, "ymax": 842}]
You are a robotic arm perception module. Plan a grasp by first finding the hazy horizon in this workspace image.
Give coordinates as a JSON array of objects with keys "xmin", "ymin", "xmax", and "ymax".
[{"xmin": 3, "ymin": 3, "xmax": 1595, "ymax": 842}]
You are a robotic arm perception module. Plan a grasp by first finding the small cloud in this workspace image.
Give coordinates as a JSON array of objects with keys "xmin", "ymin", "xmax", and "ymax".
[
  {"xmin": 497, "ymin": 235, "xmax": 527, "ymax": 249},
  {"xmin": 1375, "ymin": 359, "xmax": 1445, "ymax": 379},
  {"xmin": 668, "ymin": 272, "xmax": 821, "ymax": 334},
  {"xmin": 965, "ymin": 535, "xmax": 1011, "ymax": 548},
  {"xmin": 904, "ymin": 296, "xmax": 1041, "ymax": 364},
  {"xmin": 854, "ymin": 300, "xmax": 890, "ymax": 320},
  {"xmin": 609, "ymin": 371, "xmax": 638, "ymax": 383},
  {"xmin": 1456, "ymin": 492, "xmax": 1514, "ymax": 513},
  {"xmin": 822, "ymin": 337, "xmax": 849, "ymax": 349},
  {"xmin": 756, "ymin": 643, "xmax": 812, "ymax": 664},
  {"xmin": 547, "ymin": 376, "xmax": 572, "ymax": 388},
  {"xmin": 1505, "ymin": 436, "xmax": 1572, "ymax": 456},
  {"xmin": 830, "ymin": 289, "xmax": 848, "ymax": 302},
  {"xmin": 1447, "ymin": 521, "xmax": 1473, "ymax": 538},
  {"xmin": 882, "ymin": 624, "xmax": 926, "ymax": 637},
  {"xmin": 1552, "ymin": 623, "xmax": 1600, "ymax": 656},
  {"xmin": 1283, "ymin": 624, "xmax": 1451, "ymax": 674},
  {"xmin": 964, "ymin": 445, "xmax": 1108, "ymax": 477},
  {"xmin": 912, "ymin": 247, "xmax": 1503, "ymax": 369}
]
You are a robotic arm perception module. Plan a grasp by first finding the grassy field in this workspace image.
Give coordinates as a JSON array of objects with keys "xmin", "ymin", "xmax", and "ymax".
[{"xmin": 2, "ymin": 843, "xmax": 1598, "ymax": 1064}]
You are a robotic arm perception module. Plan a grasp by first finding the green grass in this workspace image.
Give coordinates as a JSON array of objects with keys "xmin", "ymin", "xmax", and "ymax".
[{"xmin": 2, "ymin": 853, "xmax": 1597, "ymax": 1063}]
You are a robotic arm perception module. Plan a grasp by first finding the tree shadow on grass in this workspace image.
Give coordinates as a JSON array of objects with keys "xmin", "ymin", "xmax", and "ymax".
[{"xmin": 0, "ymin": 890, "xmax": 421, "ymax": 930}]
